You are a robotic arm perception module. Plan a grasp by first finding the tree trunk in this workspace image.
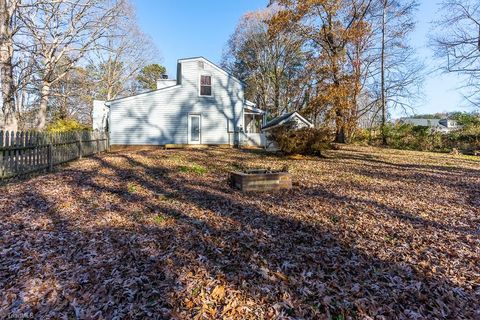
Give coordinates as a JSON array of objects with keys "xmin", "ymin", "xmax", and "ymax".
[
  {"xmin": 335, "ymin": 109, "xmax": 347, "ymax": 143},
  {"xmin": 380, "ymin": 0, "xmax": 387, "ymax": 145},
  {"xmin": 0, "ymin": 0, "xmax": 18, "ymax": 131},
  {"xmin": 37, "ymin": 83, "xmax": 51, "ymax": 130},
  {"xmin": 335, "ymin": 127, "xmax": 346, "ymax": 143},
  {"xmin": 107, "ymin": 84, "xmax": 113, "ymax": 101}
]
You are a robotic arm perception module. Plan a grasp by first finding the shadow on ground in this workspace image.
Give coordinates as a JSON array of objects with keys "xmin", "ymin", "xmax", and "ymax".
[{"xmin": 0, "ymin": 147, "xmax": 478, "ymax": 318}]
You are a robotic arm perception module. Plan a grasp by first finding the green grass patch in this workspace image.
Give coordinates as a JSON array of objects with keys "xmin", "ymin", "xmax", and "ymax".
[
  {"xmin": 179, "ymin": 164, "xmax": 208, "ymax": 174},
  {"xmin": 329, "ymin": 215, "xmax": 340, "ymax": 224},
  {"xmin": 461, "ymin": 155, "xmax": 480, "ymax": 161},
  {"xmin": 153, "ymin": 214, "xmax": 168, "ymax": 225},
  {"xmin": 127, "ymin": 183, "xmax": 138, "ymax": 193}
]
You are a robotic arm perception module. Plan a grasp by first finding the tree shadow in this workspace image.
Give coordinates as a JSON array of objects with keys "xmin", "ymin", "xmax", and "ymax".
[
  {"xmin": 0, "ymin": 150, "xmax": 478, "ymax": 319},
  {"xmin": 327, "ymin": 149, "xmax": 480, "ymax": 209}
]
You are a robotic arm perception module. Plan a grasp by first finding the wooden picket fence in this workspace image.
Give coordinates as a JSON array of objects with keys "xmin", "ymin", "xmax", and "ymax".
[{"xmin": 0, "ymin": 130, "xmax": 109, "ymax": 179}]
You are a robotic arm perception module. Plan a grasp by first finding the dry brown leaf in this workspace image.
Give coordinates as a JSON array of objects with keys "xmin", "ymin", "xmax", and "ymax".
[
  {"xmin": 211, "ymin": 285, "xmax": 226, "ymax": 302},
  {"xmin": 0, "ymin": 146, "xmax": 477, "ymax": 319}
]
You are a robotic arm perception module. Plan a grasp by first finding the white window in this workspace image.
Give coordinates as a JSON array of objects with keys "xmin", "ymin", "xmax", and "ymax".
[{"xmin": 200, "ymin": 75, "xmax": 212, "ymax": 96}]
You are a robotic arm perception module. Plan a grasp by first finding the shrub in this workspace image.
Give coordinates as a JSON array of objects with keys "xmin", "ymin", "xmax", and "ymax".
[
  {"xmin": 353, "ymin": 123, "xmax": 480, "ymax": 153},
  {"xmin": 443, "ymin": 124, "xmax": 480, "ymax": 151},
  {"xmin": 379, "ymin": 124, "xmax": 445, "ymax": 151},
  {"xmin": 351, "ymin": 128, "xmax": 373, "ymax": 145},
  {"xmin": 46, "ymin": 118, "xmax": 90, "ymax": 133},
  {"xmin": 269, "ymin": 126, "xmax": 333, "ymax": 155}
]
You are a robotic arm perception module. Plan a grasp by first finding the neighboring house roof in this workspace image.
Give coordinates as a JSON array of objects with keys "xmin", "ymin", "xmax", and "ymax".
[
  {"xmin": 400, "ymin": 118, "xmax": 441, "ymax": 127},
  {"xmin": 262, "ymin": 112, "xmax": 313, "ymax": 131},
  {"xmin": 399, "ymin": 118, "xmax": 459, "ymax": 129}
]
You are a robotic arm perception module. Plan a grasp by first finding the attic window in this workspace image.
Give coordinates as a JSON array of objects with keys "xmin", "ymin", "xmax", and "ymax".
[{"xmin": 200, "ymin": 75, "xmax": 212, "ymax": 96}]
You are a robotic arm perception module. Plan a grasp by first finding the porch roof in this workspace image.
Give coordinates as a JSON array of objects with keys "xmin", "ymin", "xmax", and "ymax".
[{"xmin": 244, "ymin": 100, "xmax": 265, "ymax": 114}]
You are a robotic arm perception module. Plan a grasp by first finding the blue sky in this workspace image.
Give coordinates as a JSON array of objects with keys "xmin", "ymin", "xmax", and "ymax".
[{"xmin": 132, "ymin": 0, "xmax": 473, "ymax": 117}]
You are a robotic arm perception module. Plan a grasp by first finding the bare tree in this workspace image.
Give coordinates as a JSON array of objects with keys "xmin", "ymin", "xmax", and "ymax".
[
  {"xmin": 223, "ymin": 6, "xmax": 309, "ymax": 117},
  {"xmin": 349, "ymin": 0, "xmax": 422, "ymax": 140},
  {"xmin": 47, "ymin": 56, "xmax": 93, "ymax": 122},
  {"xmin": 432, "ymin": 0, "xmax": 480, "ymax": 106},
  {"xmin": 376, "ymin": 0, "xmax": 422, "ymax": 142},
  {"xmin": 87, "ymin": 1, "xmax": 158, "ymax": 100},
  {"xmin": 0, "ymin": 0, "xmax": 21, "ymax": 131},
  {"xmin": 380, "ymin": 0, "xmax": 387, "ymax": 143},
  {"xmin": 18, "ymin": 0, "xmax": 123, "ymax": 130}
]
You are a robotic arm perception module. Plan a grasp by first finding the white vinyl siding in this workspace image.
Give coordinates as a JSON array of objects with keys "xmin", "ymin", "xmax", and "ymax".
[{"xmin": 109, "ymin": 58, "xmax": 245, "ymax": 146}]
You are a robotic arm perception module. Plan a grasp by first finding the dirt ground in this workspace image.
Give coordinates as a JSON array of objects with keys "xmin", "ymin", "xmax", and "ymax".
[{"xmin": 0, "ymin": 146, "xmax": 479, "ymax": 319}]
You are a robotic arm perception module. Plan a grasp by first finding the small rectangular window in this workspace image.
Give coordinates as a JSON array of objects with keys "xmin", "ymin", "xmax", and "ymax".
[{"xmin": 200, "ymin": 75, "xmax": 212, "ymax": 96}]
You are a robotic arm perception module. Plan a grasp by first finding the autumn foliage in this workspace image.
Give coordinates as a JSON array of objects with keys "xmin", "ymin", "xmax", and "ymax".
[
  {"xmin": 270, "ymin": 126, "xmax": 334, "ymax": 155},
  {"xmin": 269, "ymin": 0, "xmax": 373, "ymax": 143}
]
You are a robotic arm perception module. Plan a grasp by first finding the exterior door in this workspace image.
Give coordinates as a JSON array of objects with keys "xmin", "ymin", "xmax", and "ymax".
[{"xmin": 188, "ymin": 114, "xmax": 201, "ymax": 144}]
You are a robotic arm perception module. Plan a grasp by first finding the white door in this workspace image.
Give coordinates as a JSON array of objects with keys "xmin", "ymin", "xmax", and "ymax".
[{"xmin": 188, "ymin": 114, "xmax": 201, "ymax": 144}]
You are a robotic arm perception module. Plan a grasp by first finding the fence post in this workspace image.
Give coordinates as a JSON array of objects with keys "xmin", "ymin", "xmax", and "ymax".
[
  {"xmin": 96, "ymin": 131, "xmax": 100, "ymax": 154},
  {"xmin": 47, "ymin": 143, "xmax": 53, "ymax": 172},
  {"xmin": 106, "ymin": 131, "xmax": 110, "ymax": 152},
  {"xmin": 0, "ymin": 130, "xmax": 3, "ymax": 178},
  {"xmin": 78, "ymin": 131, "xmax": 83, "ymax": 159}
]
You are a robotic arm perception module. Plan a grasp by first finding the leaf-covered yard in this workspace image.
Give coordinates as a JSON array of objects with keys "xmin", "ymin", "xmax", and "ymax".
[{"xmin": 0, "ymin": 146, "xmax": 479, "ymax": 319}]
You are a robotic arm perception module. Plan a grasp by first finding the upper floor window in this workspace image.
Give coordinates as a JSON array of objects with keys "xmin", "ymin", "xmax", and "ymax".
[{"xmin": 200, "ymin": 75, "xmax": 212, "ymax": 96}]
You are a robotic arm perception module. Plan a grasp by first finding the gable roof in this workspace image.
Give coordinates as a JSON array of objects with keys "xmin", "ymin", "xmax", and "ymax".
[
  {"xmin": 400, "ymin": 118, "xmax": 441, "ymax": 127},
  {"xmin": 106, "ymin": 56, "xmax": 244, "ymax": 103},
  {"xmin": 177, "ymin": 57, "xmax": 245, "ymax": 86},
  {"xmin": 262, "ymin": 112, "xmax": 313, "ymax": 131},
  {"xmin": 106, "ymin": 84, "xmax": 181, "ymax": 104}
]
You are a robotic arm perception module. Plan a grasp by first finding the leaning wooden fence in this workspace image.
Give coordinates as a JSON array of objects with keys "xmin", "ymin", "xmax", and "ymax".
[{"xmin": 0, "ymin": 130, "xmax": 109, "ymax": 179}]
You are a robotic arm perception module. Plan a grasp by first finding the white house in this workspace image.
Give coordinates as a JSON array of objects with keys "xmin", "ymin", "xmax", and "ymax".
[
  {"xmin": 398, "ymin": 118, "xmax": 460, "ymax": 133},
  {"xmin": 92, "ymin": 57, "xmax": 266, "ymax": 148}
]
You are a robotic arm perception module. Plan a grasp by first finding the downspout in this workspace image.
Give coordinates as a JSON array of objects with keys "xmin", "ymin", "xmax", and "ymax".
[
  {"xmin": 105, "ymin": 101, "xmax": 111, "ymax": 151},
  {"xmin": 239, "ymin": 102, "xmax": 245, "ymax": 148}
]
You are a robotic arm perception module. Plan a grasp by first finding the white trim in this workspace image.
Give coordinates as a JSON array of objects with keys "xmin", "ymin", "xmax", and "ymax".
[
  {"xmin": 244, "ymin": 105, "xmax": 265, "ymax": 114},
  {"xmin": 188, "ymin": 114, "xmax": 202, "ymax": 144},
  {"xmin": 293, "ymin": 112, "xmax": 314, "ymax": 128},
  {"xmin": 198, "ymin": 73, "xmax": 213, "ymax": 97}
]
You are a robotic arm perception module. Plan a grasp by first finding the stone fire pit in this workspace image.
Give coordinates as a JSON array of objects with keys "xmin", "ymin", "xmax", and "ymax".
[{"xmin": 230, "ymin": 169, "xmax": 292, "ymax": 192}]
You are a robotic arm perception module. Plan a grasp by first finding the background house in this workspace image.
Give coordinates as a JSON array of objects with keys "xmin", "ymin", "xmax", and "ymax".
[{"xmin": 398, "ymin": 117, "xmax": 460, "ymax": 133}]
